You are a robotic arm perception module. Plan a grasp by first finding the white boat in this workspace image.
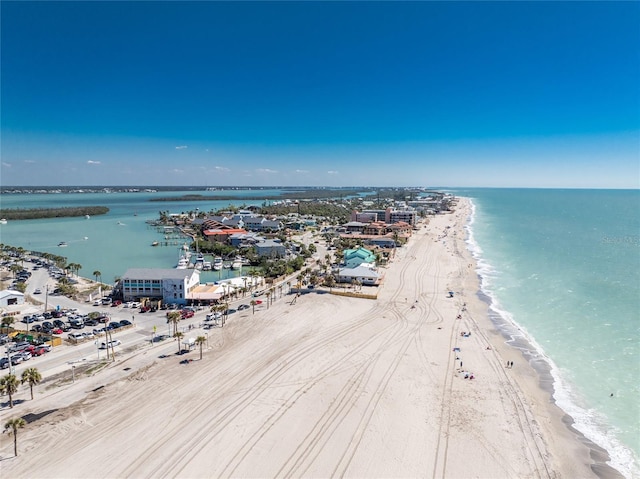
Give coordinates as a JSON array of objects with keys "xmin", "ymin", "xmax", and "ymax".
[
  {"xmin": 176, "ymin": 256, "xmax": 189, "ymax": 269},
  {"xmin": 58, "ymin": 242, "xmax": 68, "ymax": 247},
  {"xmin": 85, "ymin": 215, "xmax": 90, "ymax": 219},
  {"xmin": 0, "ymin": 218, "xmax": 8, "ymax": 224},
  {"xmin": 151, "ymin": 241, "xmax": 159, "ymax": 247},
  {"xmin": 231, "ymin": 257, "xmax": 242, "ymax": 270},
  {"xmin": 202, "ymin": 261, "xmax": 212, "ymax": 271},
  {"xmin": 213, "ymin": 257, "xmax": 223, "ymax": 271}
]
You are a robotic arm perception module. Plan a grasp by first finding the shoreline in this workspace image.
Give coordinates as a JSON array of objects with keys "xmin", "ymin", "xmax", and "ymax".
[
  {"xmin": 464, "ymin": 198, "xmax": 627, "ymax": 479},
  {"xmin": 0, "ymin": 198, "xmax": 627, "ymax": 477}
]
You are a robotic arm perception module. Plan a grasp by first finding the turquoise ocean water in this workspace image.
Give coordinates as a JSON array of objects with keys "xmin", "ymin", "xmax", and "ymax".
[
  {"xmin": 453, "ymin": 188, "xmax": 639, "ymax": 478},
  {"xmin": 1, "ymin": 187, "xmax": 638, "ymax": 475}
]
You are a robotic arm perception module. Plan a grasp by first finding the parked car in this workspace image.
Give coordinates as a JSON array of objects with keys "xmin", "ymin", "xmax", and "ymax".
[
  {"xmin": 181, "ymin": 310, "xmax": 194, "ymax": 319},
  {"xmin": 8, "ymin": 341, "xmax": 30, "ymax": 353},
  {"xmin": 119, "ymin": 320, "xmax": 132, "ymax": 327},
  {"xmin": 68, "ymin": 332, "xmax": 84, "ymax": 341},
  {"xmin": 82, "ymin": 331, "xmax": 95, "ymax": 340},
  {"xmin": 32, "ymin": 346, "xmax": 48, "ymax": 356},
  {"xmin": 238, "ymin": 304, "xmax": 250, "ymax": 311},
  {"xmin": 107, "ymin": 321, "xmax": 121, "ymax": 330},
  {"xmin": 99, "ymin": 339, "xmax": 121, "ymax": 349},
  {"xmin": 17, "ymin": 351, "xmax": 32, "ymax": 361},
  {"xmin": 52, "ymin": 328, "xmax": 63, "ymax": 335},
  {"xmin": 42, "ymin": 321, "xmax": 54, "ymax": 330},
  {"xmin": 0, "ymin": 357, "xmax": 9, "ymax": 369},
  {"xmin": 34, "ymin": 288, "xmax": 42, "ymax": 294},
  {"xmin": 111, "ymin": 300, "xmax": 122, "ymax": 307},
  {"xmin": 10, "ymin": 355, "xmax": 23, "ymax": 365}
]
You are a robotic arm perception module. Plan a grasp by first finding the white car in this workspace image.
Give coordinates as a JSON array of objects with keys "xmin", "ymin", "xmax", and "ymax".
[
  {"xmin": 34, "ymin": 288, "xmax": 42, "ymax": 294},
  {"xmin": 68, "ymin": 332, "xmax": 84, "ymax": 341},
  {"xmin": 99, "ymin": 339, "xmax": 122, "ymax": 349},
  {"xmin": 93, "ymin": 300, "xmax": 102, "ymax": 306}
]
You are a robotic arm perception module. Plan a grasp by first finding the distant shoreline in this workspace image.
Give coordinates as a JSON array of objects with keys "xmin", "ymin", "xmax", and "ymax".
[{"xmin": 0, "ymin": 206, "xmax": 109, "ymax": 220}]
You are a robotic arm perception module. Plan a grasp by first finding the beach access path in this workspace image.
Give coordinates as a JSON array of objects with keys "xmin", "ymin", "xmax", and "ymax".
[{"xmin": 1, "ymin": 199, "xmax": 598, "ymax": 478}]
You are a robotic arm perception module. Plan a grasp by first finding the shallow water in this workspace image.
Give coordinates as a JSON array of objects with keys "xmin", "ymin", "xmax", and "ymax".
[{"xmin": 456, "ymin": 188, "xmax": 640, "ymax": 478}]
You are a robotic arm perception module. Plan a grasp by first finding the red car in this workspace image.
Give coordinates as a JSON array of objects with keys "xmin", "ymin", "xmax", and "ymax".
[
  {"xmin": 52, "ymin": 328, "xmax": 63, "ymax": 334},
  {"xmin": 180, "ymin": 310, "xmax": 194, "ymax": 319},
  {"xmin": 111, "ymin": 300, "xmax": 122, "ymax": 307}
]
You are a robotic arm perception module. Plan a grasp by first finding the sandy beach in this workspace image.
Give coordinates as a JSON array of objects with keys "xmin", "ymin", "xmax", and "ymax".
[{"xmin": 1, "ymin": 199, "xmax": 606, "ymax": 478}]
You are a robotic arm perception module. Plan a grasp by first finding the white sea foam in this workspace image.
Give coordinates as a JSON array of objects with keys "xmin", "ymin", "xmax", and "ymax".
[{"xmin": 464, "ymin": 197, "xmax": 639, "ymax": 479}]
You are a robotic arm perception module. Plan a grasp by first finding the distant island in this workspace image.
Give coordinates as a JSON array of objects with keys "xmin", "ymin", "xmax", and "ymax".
[{"xmin": 0, "ymin": 206, "xmax": 109, "ymax": 220}]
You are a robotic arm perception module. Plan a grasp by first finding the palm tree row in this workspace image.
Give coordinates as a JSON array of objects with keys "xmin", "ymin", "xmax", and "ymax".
[{"xmin": 0, "ymin": 368, "xmax": 42, "ymax": 408}]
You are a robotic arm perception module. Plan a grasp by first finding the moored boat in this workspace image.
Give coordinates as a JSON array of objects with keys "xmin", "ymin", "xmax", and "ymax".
[
  {"xmin": 213, "ymin": 257, "xmax": 223, "ymax": 271},
  {"xmin": 58, "ymin": 241, "xmax": 67, "ymax": 247},
  {"xmin": 151, "ymin": 241, "xmax": 159, "ymax": 247}
]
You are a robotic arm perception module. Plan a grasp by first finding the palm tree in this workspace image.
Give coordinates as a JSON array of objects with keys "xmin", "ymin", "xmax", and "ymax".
[
  {"xmin": 166, "ymin": 311, "xmax": 181, "ymax": 337},
  {"xmin": 1, "ymin": 315, "xmax": 15, "ymax": 333},
  {"xmin": 265, "ymin": 291, "xmax": 271, "ymax": 309},
  {"xmin": 175, "ymin": 331, "xmax": 184, "ymax": 353},
  {"xmin": 93, "ymin": 270, "xmax": 102, "ymax": 284},
  {"xmin": 0, "ymin": 374, "xmax": 20, "ymax": 408},
  {"xmin": 4, "ymin": 417, "xmax": 26, "ymax": 456},
  {"xmin": 195, "ymin": 336, "xmax": 206, "ymax": 360},
  {"xmin": 324, "ymin": 274, "xmax": 336, "ymax": 293},
  {"xmin": 21, "ymin": 367, "xmax": 42, "ymax": 400},
  {"xmin": 9, "ymin": 263, "xmax": 22, "ymax": 278},
  {"xmin": 250, "ymin": 299, "xmax": 257, "ymax": 314}
]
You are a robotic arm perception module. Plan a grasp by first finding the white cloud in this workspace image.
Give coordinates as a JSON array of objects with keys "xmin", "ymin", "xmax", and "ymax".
[
  {"xmin": 2, "ymin": 162, "xmax": 11, "ymax": 167},
  {"xmin": 87, "ymin": 160, "xmax": 101, "ymax": 165},
  {"xmin": 171, "ymin": 168, "xmax": 184, "ymax": 174},
  {"xmin": 295, "ymin": 169, "xmax": 309, "ymax": 174},
  {"xmin": 24, "ymin": 160, "xmax": 36, "ymax": 164},
  {"xmin": 215, "ymin": 166, "xmax": 230, "ymax": 172},
  {"xmin": 175, "ymin": 145, "xmax": 188, "ymax": 150},
  {"xmin": 327, "ymin": 170, "xmax": 339, "ymax": 175},
  {"xmin": 256, "ymin": 168, "xmax": 278, "ymax": 174}
]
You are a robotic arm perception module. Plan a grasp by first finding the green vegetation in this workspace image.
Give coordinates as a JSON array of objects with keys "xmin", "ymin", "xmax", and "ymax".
[
  {"xmin": 0, "ymin": 206, "xmax": 109, "ymax": 220},
  {"xmin": 149, "ymin": 188, "xmax": 368, "ymax": 202},
  {"xmin": 4, "ymin": 417, "xmax": 26, "ymax": 457},
  {"xmin": 21, "ymin": 367, "xmax": 42, "ymax": 400}
]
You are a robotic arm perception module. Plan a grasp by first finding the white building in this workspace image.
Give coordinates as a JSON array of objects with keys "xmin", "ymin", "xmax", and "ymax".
[
  {"xmin": 0, "ymin": 290, "xmax": 25, "ymax": 308},
  {"xmin": 120, "ymin": 268, "xmax": 200, "ymax": 305}
]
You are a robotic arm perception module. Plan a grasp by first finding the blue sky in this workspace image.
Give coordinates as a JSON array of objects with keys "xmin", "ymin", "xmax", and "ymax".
[{"xmin": 1, "ymin": 1, "xmax": 638, "ymax": 188}]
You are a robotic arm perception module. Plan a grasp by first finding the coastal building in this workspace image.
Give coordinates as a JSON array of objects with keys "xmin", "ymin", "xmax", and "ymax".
[
  {"xmin": 203, "ymin": 228, "xmax": 248, "ymax": 244},
  {"xmin": 0, "ymin": 289, "xmax": 25, "ymax": 307},
  {"xmin": 243, "ymin": 217, "xmax": 283, "ymax": 232},
  {"xmin": 385, "ymin": 207, "xmax": 417, "ymax": 226},
  {"xmin": 350, "ymin": 211, "xmax": 378, "ymax": 223},
  {"xmin": 343, "ymin": 247, "xmax": 376, "ymax": 268},
  {"xmin": 255, "ymin": 239, "xmax": 286, "ymax": 258},
  {"xmin": 335, "ymin": 265, "xmax": 381, "ymax": 286},
  {"xmin": 120, "ymin": 268, "xmax": 200, "ymax": 305}
]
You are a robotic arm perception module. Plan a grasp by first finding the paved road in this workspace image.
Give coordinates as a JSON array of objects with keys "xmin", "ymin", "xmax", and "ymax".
[{"xmin": 3, "ymin": 258, "xmax": 267, "ymax": 380}]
